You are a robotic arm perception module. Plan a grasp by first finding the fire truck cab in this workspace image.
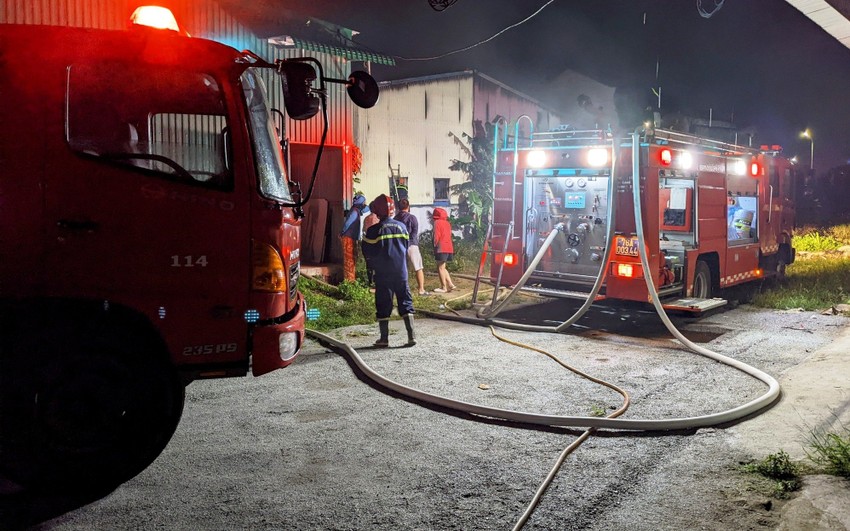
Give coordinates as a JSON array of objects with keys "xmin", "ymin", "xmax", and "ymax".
[
  {"xmin": 0, "ymin": 14, "xmax": 376, "ymax": 493},
  {"xmin": 489, "ymin": 124, "xmax": 797, "ymax": 312}
]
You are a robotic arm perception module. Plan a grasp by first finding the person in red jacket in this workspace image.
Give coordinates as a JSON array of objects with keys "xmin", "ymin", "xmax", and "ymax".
[{"xmin": 431, "ymin": 207, "xmax": 457, "ymax": 293}]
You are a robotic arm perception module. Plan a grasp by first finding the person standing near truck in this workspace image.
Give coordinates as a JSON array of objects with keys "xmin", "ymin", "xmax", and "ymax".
[
  {"xmin": 361, "ymin": 194, "xmax": 415, "ymax": 347},
  {"xmin": 431, "ymin": 207, "xmax": 457, "ymax": 293},
  {"xmin": 394, "ymin": 198, "xmax": 427, "ymax": 296},
  {"xmin": 340, "ymin": 194, "xmax": 367, "ymax": 282}
]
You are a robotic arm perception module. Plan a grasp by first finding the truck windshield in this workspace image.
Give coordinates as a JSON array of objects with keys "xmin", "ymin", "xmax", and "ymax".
[{"xmin": 241, "ymin": 69, "xmax": 292, "ymax": 203}]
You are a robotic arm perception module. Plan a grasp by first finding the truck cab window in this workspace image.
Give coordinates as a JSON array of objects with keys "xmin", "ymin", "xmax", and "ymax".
[{"xmin": 66, "ymin": 62, "xmax": 232, "ymax": 190}]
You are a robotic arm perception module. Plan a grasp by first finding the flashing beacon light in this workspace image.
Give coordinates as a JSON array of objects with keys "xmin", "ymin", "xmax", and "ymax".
[
  {"xmin": 130, "ymin": 6, "xmax": 181, "ymax": 32},
  {"xmin": 659, "ymin": 148, "xmax": 673, "ymax": 166},
  {"xmin": 749, "ymin": 161, "xmax": 761, "ymax": 177},
  {"xmin": 503, "ymin": 252, "xmax": 518, "ymax": 267},
  {"xmin": 527, "ymin": 150, "xmax": 547, "ymax": 168},
  {"xmin": 587, "ymin": 147, "xmax": 609, "ymax": 167},
  {"xmin": 679, "ymin": 151, "xmax": 694, "ymax": 170}
]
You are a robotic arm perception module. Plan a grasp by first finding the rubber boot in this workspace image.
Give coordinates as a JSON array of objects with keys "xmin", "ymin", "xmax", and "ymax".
[
  {"xmin": 374, "ymin": 320, "xmax": 389, "ymax": 347},
  {"xmin": 403, "ymin": 314, "xmax": 416, "ymax": 346}
]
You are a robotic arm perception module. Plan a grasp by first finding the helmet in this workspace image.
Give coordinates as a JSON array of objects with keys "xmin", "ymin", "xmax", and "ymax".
[{"xmin": 369, "ymin": 194, "xmax": 395, "ymax": 219}]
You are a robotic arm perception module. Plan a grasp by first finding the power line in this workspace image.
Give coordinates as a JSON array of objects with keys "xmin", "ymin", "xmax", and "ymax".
[
  {"xmin": 398, "ymin": 0, "xmax": 556, "ymax": 61},
  {"xmin": 697, "ymin": 0, "xmax": 725, "ymax": 18},
  {"xmin": 428, "ymin": 0, "xmax": 460, "ymax": 11}
]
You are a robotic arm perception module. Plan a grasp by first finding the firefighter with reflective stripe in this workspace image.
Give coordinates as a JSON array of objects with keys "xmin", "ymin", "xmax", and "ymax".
[{"xmin": 362, "ymin": 194, "xmax": 416, "ymax": 347}]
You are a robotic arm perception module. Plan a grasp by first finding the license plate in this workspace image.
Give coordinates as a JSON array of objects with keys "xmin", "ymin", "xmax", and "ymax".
[{"xmin": 615, "ymin": 236, "xmax": 640, "ymax": 257}]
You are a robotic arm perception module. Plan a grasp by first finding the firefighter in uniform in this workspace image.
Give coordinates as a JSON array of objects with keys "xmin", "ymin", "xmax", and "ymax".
[{"xmin": 361, "ymin": 194, "xmax": 416, "ymax": 347}]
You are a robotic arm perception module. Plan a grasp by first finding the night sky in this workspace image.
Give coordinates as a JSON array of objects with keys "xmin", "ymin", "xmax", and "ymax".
[{"xmin": 237, "ymin": 0, "xmax": 850, "ymax": 172}]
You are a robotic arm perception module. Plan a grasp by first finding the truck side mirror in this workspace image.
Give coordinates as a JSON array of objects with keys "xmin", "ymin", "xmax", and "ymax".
[
  {"xmin": 347, "ymin": 70, "xmax": 379, "ymax": 109},
  {"xmin": 279, "ymin": 62, "xmax": 320, "ymax": 120}
]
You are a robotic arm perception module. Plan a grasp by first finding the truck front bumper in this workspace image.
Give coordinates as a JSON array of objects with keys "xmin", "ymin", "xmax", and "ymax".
[{"xmin": 250, "ymin": 294, "xmax": 306, "ymax": 376}]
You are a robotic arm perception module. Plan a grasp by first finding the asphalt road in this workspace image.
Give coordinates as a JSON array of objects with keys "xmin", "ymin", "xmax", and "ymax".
[{"xmin": 6, "ymin": 299, "xmax": 849, "ymax": 530}]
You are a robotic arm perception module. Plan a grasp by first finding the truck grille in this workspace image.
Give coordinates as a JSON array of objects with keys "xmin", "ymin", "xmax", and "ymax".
[{"xmin": 289, "ymin": 261, "xmax": 300, "ymax": 300}]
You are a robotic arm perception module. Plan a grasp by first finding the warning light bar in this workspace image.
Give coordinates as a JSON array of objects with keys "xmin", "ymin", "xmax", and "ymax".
[{"xmin": 130, "ymin": 6, "xmax": 181, "ymax": 32}]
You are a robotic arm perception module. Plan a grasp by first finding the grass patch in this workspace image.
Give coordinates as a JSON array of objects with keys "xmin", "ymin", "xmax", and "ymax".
[
  {"xmin": 299, "ymin": 277, "xmax": 376, "ymax": 332},
  {"xmin": 793, "ymin": 232, "xmax": 844, "ymax": 252},
  {"xmin": 742, "ymin": 451, "xmax": 802, "ymax": 498},
  {"xmin": 826, "ymin": 223, "xmax": 850, "ymax": 242},
  {"xmin": 806, "ymin": 427, "xmax": 850, "ymax": 478},
  {"xmin": 751, "ymin": 257, "xmax": 850, "ymax": 310}
]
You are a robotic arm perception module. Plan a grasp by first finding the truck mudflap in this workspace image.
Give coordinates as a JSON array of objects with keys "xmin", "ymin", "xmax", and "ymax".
[{"xmin": 250, "ymin": 294, "xmax": 306, "ymax": 376}]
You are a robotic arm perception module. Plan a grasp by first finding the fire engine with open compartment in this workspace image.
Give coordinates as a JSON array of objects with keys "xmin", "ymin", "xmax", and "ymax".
[{"xmin": 485, "ymin": 122, "xmax": 797, "ymax": 312}]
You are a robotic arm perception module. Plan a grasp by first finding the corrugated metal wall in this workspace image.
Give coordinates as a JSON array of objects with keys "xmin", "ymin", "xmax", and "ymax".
[{"xmin": 0, "ymin": 0, "xmax": 353, "ymax": 148}]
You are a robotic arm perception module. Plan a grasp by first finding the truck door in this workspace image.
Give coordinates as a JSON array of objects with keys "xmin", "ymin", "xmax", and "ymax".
[
  {"xmin": 754, "ymin": 158, "xmax": 776, "ymax": 250},
  {"xmin": 44, "ymin": 60, "xmax": 250, "ymax": 365}
]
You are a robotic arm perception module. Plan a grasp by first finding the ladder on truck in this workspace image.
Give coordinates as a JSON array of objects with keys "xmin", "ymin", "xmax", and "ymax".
[
  {"xmin": 471, "ymin": 116, "xmax": 533, "ymax": 308},
  {"xmin": 471, "ymin": 220, "xmax": 514, "ymax": 307}
]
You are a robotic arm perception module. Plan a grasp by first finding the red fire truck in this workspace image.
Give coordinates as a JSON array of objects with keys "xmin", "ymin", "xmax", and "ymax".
[
  {"xmin": 0, "ymin": 8, "xmax": 377, "ymax": 491},
  {"xmin": 488, "ymin": 124, "xmax": 797, "ymax": 312}
]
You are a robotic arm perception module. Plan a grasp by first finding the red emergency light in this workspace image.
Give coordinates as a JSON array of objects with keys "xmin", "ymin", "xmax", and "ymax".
[
  {"xmin": 503, "ymin": 252, "xmax": 518, "ymax": 267},
  {"xmin": 130, "ymin": 6, "xmax": 181, "ymax": 32},
  {"xmin": 749, "ymin": 161, "xmax": 761, "ymax": 177},
  {"xmin": 659, "ymin": 148, "xmax": 673, "ymax": 166}
]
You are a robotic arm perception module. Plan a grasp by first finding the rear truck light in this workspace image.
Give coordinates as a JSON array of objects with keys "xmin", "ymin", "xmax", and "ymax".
[
  {"xmin": 612, "ymin": 262, "xmax": 643, "ymax": 278},
  {"xmin": 252, "ymin": 240, "xmax": 287, "ymax": 293}
]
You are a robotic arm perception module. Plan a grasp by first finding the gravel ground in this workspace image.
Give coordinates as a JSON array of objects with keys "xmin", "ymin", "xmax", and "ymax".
[{"xmin": 9, "ymin": 300, "xmax": 850, "ymax": 530}]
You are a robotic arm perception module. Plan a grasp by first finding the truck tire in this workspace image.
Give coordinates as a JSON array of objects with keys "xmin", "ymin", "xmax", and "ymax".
[
  {"xmin": 692, "ymin": 260, "xmax": 712, "ymax": 299},
  {"xmin": 1, "ymin": 306, "xmax": 184, "ymax": 493},
  {"xmin": 775, "ymin": 243, "xmax": 791, "ymax": 281}
]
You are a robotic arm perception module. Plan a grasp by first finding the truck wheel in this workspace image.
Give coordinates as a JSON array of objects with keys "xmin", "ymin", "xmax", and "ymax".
[
  {"xmin": 775, "ymin": 244, "xmax": 791, "ymax": 281},
  {"xmin": 1, "ymin": 312, "xmax": 184, "ymax": 493},
  {"xmin": 692, "ymin": 260, "xmax": 712, "ymax": 299}
]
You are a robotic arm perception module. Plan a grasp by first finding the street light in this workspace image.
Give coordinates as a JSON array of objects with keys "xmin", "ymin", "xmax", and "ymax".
[{"xmin": 801, "ymin": 129, "xmax": 814, "ymax": 171}]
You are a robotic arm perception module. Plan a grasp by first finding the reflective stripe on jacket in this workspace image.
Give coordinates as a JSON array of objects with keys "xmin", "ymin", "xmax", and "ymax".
[{"xmin": 362, "ymin": 218, "xmax": 409, "ymax": 282}]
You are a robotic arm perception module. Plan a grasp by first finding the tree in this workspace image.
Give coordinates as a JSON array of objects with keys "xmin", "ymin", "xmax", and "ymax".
[{"xmin": 448, "ymin": 120, "xmax": 494, "ymax": 241}]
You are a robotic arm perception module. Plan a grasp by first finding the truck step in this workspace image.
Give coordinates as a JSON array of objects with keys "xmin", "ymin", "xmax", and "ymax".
[
  {"xmin": 661, "ymin": 297, "xmax": 727, "ymax": 313},
  {"xmin": 520, "ymin": 285, "xmax": 606, "ymax": 301}
]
